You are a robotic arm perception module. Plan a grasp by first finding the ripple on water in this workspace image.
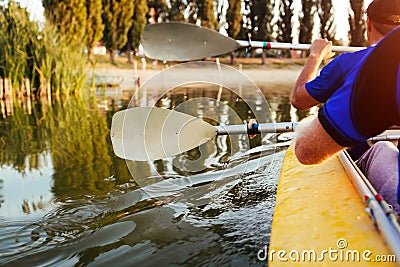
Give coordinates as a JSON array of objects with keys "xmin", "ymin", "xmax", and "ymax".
[{"xmin": 0, "ymin": 146, "xmax": 288, "ymax": 266}]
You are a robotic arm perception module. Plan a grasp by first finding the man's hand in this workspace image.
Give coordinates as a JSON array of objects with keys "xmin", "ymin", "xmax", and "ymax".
[
  {"xmin": 309, "ymin": 39, "xmax": 336, "ymax": 61},
  {"xmin": 248, "ymin": 119, "xmax": 258, "ymax": 140}
]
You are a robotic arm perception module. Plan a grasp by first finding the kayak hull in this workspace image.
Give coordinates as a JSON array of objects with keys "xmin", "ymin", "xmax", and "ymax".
[{"xmin": 269, "ymin": 145, "xmax": 397, "ymax": 266}]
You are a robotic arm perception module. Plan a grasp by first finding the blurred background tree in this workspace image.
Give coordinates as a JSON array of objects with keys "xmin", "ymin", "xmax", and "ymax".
[
  {"xmin": 318, "ymin": 0, "xmax": 336, "ymax": 40},
  {"xmin": 85, "ymin": 0, "xmax": 104, "ymax": 63},
  {"xmin": 277, "ymin": 0, "xmax": 294, "ymax": 57},
  {"xmin": 42, "ymin": 0, "xmax": 87, "ymax": 47},
  {"xmin": 101, "ymin": 0, "xmax": 134, "ymax": 63},
  {"xmin": 126, "ymin": 0, "xmax": 148, "ymax": 63},
  {"xmin": 299, "ymin": 0, "xmax": 315, "ymax": 45},
  {"xmin": 349, "ymin": 0, "xmax": 367, "ymax": 46}
]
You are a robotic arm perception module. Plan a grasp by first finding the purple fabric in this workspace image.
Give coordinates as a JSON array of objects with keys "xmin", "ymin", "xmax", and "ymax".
[{"xmin": 356, "ymin": 141, "xmax": 400, "ymax": 214}]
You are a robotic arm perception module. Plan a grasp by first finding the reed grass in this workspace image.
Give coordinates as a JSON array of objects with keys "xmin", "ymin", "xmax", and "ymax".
[{"xmin": 0, "ymin": 1, "xmax": 87, "ymax": 98}]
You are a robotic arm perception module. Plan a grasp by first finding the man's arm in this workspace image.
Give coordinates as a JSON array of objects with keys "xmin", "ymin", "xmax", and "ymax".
[
  {"xmin": 291, "ymin": 39, "xmax": 335, "ymax": 110},
  {"xmin": 294, "ymin": 116, "xmax": 345, "ymax": 165}
]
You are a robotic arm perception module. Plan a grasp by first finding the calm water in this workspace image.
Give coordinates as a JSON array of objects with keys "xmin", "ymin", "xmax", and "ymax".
[{"xmin": 0, "ymin": 67, "xmax": 311, "ymax": 266}]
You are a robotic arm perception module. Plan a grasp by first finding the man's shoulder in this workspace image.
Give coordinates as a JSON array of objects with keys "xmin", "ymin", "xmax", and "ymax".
[{"xmin": 334, "ymin": 47, "xmax": 372, "ymax": 63}]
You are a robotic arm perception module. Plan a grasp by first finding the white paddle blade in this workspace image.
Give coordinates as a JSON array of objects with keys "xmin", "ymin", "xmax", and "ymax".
[
  {"xmin": 141, "ymin": 22, "xmax": 240, "ymax": 61},
  {"xmin": 110, "ymin": 107, "xmax": 217, "ymax": 161}
]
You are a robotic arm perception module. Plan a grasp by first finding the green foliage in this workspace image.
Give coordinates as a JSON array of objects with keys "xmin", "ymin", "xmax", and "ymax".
[
  {"xmin": 0, "ymin": 1, "xmax": 86, "ymax": 96},
  {"xmin": 277, "ymin": 0, "xmax": 293, "ymax": 57},
  {"xmin": 102, "ymin": 0, "xmax": 135, "ymax": 62},
  {"xmin": 0, "ymin": 2, "xmax": 33, "ymax": 87},
  {"xmin": 349, "ymin": 0, "xmax": 367, "ymax": 46},
  {"xmin": 129, "ymin": 0, "xmax": 149, "ymax": 50},
  {"xmin": 226, "ymin": 0, "xmax": 241, "ymax": 38},
  {"xmin": 86, "ymin": 0, "xmax": 104, "ymax": 61},
  {"xmin": 299, "ymin": 0, "xmax": 315, "ymax": 44},
  {"xmin": 0, "ymin": 97, "xmax": 133, "ymax": 198},
  {"xmin": 318, "ymin": 0, "xmax": 336, "ymax": 40},
  {"xmin": 245, "ymin": 0, "xmax": 274, "ymax": 41},
  {"xmin": 168, "ymin": 0, "xmax": 186, "ymax": 21},
  {"xmin": 42, "ymin": 0, "xmax": 87, "ymax": 47},
  {"xmin": 196, "ymin": 0, "xmax": 218, "ymax": 30}
]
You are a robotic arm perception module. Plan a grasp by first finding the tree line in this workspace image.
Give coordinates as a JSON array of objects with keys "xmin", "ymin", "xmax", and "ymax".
[{"xmin": 42, "ymin": 0, "xmax": 366, "ymax": 62}]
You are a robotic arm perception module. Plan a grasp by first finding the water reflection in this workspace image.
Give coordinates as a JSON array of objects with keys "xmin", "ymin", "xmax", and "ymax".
[
  {"xmin": 0, "ymin": 97, "xmax": 134, "ymax": 218},
  {"xmin": 0, "ymin": 75, "xmax": 301, "ymax": 265}
]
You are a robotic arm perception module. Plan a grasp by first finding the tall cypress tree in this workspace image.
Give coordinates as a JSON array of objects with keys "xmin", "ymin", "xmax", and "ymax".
[
  {"xmin": 277, "ymin": 0, "xmax": 293, "ymax": 57},
  {"xmin": 126, "ymin": 0, "xmax": 148, "ymax": 63},
  {"xmin": 42, "ymin": 0, "xmax": 87, "ymax": 46},
  {"xmin": 349, "ymin": 0, "xmax": 366, "ymax": 46},
  {"xmin": 226, "ymin": 0, "xmax": 241, "ymax": 38},
  {"xmin": 299, "ymin": 0, "xmax": 315, "ymax": 44},
  {"xmin": 226, "ymin": 0, "xmax": 241, "ymax": 64},
  {"xmin": 102, "ymin": 0, "xmax": 135, "ymax": 63},
  {"xmin": 244, "ymin": 0, "xmax": 274, "ymax": 64},
  {"xmin": 318, "ymin": 0, "xmax": 335, "ymax": 40},
  {"xmin": 86, "ymin": 0, "xmax": 104, "ymax": 62},
  {"xmin": 197, "ymin": 0, "xmax": 218, "ymax": 30}
]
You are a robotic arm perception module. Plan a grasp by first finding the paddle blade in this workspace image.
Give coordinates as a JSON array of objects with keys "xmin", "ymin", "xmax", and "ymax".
[
  {"xmin": 141, "ymin": 22, "xmax": 240, "ymax": 61},
  {"xmin": 110, "ymin": 107, "xmax": 217, "ymax": 161}
]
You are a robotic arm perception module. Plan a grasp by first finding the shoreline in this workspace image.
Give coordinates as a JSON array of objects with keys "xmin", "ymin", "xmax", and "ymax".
[{"xmin": 92, "ymin": 58, "xmax": 302, "ymax": 97}]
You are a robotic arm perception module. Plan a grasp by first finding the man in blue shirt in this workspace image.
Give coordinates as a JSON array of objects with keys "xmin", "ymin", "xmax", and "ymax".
[
  {"xmin": 292, "ymin": 0, "xmax": 399, "ymax": 111},
  {"xmin": 292, "ymin": 0, "xmax": 400, "ymax": 213}
]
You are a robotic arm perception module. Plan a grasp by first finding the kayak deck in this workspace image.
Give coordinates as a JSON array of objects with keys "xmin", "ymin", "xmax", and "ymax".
[{"xmin": 269, "ymin": 145, "xmax": 397, "ymax": 266}]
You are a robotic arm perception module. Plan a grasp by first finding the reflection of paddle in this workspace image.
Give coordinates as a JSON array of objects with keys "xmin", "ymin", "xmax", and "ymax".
[
  {"xmin": 110, "ymin": 107, "xmax": 297, "ymax": 161},
  {"xmin": 141, "ymin": 22, "xmax": 365, "ymax": 61}
]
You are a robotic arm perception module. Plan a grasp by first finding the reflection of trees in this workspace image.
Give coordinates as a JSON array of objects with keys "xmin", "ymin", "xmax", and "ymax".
[
  {"xmin": 0, "ymin": 96, "xmax": 133, "ymax": 201},
  {"xmin": 275, "ymin": 96, "xmax": 291, "ymax": 122},
  {"xmin": 21, "ymin": 196, "xmax": 48, "ymax": 214},
  {"xmin": 0, "ymin": 104, "xmax": 48, "ymax": 173},
  {"xmin": 49, "ymin": 97, "xmax": 115, "ymax": 198}
]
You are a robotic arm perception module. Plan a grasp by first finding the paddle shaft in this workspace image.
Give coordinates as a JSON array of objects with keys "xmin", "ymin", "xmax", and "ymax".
[
  {"xmin": 367, "ymin": 134, "xmax": 400, "ymax": 142},
  {"xmin": 141, "ymin": 22, "xmax": 366, "ymax": 61},
  {"xmin": 236, "ymin": 40, "xmax": 364, "ymax": 53},
  {"xmin": 339, "ymin": 151, "xmax": 400, "ymax": 259},
  {"xmin": 215, "ymin": 122, "xmax": 297, "ymax": 135}
]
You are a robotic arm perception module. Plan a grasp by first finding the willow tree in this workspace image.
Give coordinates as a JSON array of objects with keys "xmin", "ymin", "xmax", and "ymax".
[
  {"xmin": 42, "ymin": 0, "xmax": 87, "ymax": 47},
  {"xmin": 299, "ymin": 0, "xmax": 315, "ymax": 45},
  {"xmin": 86, "ymin": 0, "xmax": 104, "ymax": 62},
  {"xmin": 318, "ymin": 0, "xmax": 336, "ymax": 40},
  {"xmin": 126, "ymin": 0, "xmax": 148, "ymax": 63},
  {"xmin": 277, "ymin": 0, "xmax": 294, "ymax": 57},
  {"xmin": 102, "ymin": 0, "xmax": 134, "ymax": 63},
  {"xmin": 349, "ymin": 0, "xmax": 366, "ymax": 46}
]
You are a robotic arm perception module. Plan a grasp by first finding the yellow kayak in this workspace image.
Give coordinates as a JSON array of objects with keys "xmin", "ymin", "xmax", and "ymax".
[{"xmin": 269, "ymin": 145, "xmax": 398, "ymax": 266}]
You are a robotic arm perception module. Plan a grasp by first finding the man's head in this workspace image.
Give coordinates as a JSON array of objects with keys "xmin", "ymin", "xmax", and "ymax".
[{"xmin": 366, "ymin": 0, "xmax": 400, "ymax": 36}]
